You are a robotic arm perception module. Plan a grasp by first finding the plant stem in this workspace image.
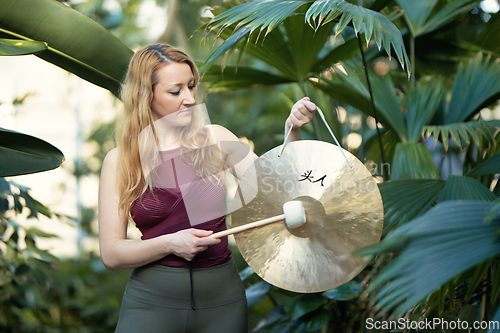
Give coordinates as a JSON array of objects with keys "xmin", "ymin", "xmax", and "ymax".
[
  {"xmin": 411, "ymin": 34, "xmax": 415, "ymax": 88},
  {"xmin": 357, "ymin": 36, "xmax": 388, "ymax": 180}
]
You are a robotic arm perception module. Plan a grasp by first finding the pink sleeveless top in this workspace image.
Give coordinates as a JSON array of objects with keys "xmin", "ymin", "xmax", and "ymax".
[{"xmin": 131, "ymin": 146, "xmax": 231, "ymax": 268}]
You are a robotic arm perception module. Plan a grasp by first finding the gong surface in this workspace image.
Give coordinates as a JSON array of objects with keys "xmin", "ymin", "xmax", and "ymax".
[{"xmin": 230, "ymin": 140, "xmax": 383, "ymax": 293}]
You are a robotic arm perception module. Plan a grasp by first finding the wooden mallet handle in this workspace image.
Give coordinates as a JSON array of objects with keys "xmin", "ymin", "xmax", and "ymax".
[{"xmin": 209, "ymin": 214, "xmax": 285, "ymax": 239}]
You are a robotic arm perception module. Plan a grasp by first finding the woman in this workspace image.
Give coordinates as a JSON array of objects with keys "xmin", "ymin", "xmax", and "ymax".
[{"xmin": 98, "ymin": 43, "xmax": 316, "ymax": 333}]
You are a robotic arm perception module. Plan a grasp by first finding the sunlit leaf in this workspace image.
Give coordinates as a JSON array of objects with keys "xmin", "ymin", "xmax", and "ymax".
[
  {"xmin": 0, "ymin": 0, "xmax": 134, "ymax": 97},
  {"xmin": 0, "ymin": 38, "xmax": 46, "ymax": 56}
]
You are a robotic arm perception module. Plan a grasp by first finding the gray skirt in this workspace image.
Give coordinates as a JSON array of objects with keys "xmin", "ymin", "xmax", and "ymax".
[{"xmin": 115, "ymin": 258, "xmax": 248, "ymax": 333}]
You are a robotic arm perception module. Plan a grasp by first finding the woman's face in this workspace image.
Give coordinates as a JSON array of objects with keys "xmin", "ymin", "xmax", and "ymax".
[{"xmin": 150, "ymin": 62, "xmax": 196, "ymax": 125}]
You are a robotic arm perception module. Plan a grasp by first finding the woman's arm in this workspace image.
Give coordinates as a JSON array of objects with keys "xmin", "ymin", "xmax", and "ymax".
[
  {"xmin": 208, "ymin": 97, "xmax": 316, "ymax": 180},
  {"xmin": 98, "ymin": 148, "xmax": 220, "ymax": 270}
]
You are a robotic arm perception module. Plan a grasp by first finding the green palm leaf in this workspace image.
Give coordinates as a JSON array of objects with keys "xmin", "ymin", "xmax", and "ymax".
[
  {"xmin": 378, "ymin": 179, "xmax": 445, "ymax": 233},
  {"xmin": 206, "ymin": 0, "xmax": 308, "ymax": 36},
  {"xmin": 200, "ymin": 65, "xmax": 294, "ymax": 91},
  {"xmin": 475, "ymin": 12, "xmax": 500, "ymax": 55},
  {"xmin": 355, "ymin": 200, "xmax": 500, "ymax": 315},
  {"xmin": 466, "ymin": 152, "xmax": 500, "ymax": 177},
  {"xmin": 0, "ymin": 128, "xmax": 64, "ymax": 177},
  {"xmin": 0, "ymin": 38, "xmax": 46, "ymax": 56},
  {"xmin": 391, "ymin": 143, "xmax": 439, "ymax": 180},
  {"xmin": 440, "ymin": 175, "xmax": 496, "ymax": 201},
  {"xmin": 204, "ymin": 0, "xmax": 410, "ymax": 75},
  {"xmin": 446, "ymin": 52, "xmax": 500, "ymax": 124},
  {"xmin": 425, "ymin": 120, "xmax": 500, "ymax": 150},
  {"xmin": 405, "ymin": 77, "xmax": 446, "ymax": 142},
  {"xmin": 306, "ymin": 0, "xmax": 410, "ymax": 74},
  {"xmin": 0, "ymin": 0, "xmax": 133, "ymax": 97},
  {"xmin": 396, "ymin": 0, "xmax": 479, "ymax": 37},
  {"xmin": 201, "ymin": 4, "xmax": 336, "ymax": 81},
  {"xmin": 316, "ymin": 62, "xmax": 404, "ymax": 138}
]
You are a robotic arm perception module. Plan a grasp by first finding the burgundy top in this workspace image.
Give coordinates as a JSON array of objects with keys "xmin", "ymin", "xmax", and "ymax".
[{"xmin": 131, "ymin": 146, "xmax": 231, "ymax": 268}]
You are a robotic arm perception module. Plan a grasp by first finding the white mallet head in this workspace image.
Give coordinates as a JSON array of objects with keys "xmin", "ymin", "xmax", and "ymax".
[{"xmin": 282, "ymin": 201, "xmax": 306, "ymax": 229}]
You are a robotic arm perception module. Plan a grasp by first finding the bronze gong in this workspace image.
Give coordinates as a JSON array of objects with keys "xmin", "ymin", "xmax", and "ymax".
[{"xmin": 229, "ymin": 140, "xmax": 383, "ymax": 293}]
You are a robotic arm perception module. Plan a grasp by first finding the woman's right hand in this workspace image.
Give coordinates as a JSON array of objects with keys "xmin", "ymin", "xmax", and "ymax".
[{"xmin": 165, "ymin": 229, "xmax": 221, "ymax": 261}]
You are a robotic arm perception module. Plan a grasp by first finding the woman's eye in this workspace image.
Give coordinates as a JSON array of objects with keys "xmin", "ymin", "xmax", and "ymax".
[
  {"xmin": 169, "ymin": 91, "xmax": 180, "ymax": 96},
  {"xmin": 188, "ymin": 85, "xmax": 195, "ymax": 90}
]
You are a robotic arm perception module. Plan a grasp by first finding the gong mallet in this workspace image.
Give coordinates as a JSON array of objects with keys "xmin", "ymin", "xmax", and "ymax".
[{"xmin": 209, "ymin": 201, "xmax": 306, "ymax": 239}]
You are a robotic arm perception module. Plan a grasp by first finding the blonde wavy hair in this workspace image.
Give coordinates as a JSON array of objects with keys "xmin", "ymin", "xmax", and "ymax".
[{"xmin": 115, "ymin": 44, "xmax": 226, "ymax": 220}]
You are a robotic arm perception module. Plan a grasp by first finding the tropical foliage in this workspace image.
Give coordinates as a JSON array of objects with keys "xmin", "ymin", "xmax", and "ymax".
[
  {"xmin": 198, "ymin": 0, "xmax": 500, "ymax": 331},
  {"xmin": 1, "ymin": 0, "xmax": 500, "ymax": 332}
]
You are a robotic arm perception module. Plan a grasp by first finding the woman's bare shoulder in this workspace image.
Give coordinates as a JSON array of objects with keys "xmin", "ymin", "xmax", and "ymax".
[
  {"xmin": 102, "ymin": 147, "xmax": 120, "ymax": 171},
  {"xmin": 205, "ymin": 124, "xmax": 239, "ymax": 142}
]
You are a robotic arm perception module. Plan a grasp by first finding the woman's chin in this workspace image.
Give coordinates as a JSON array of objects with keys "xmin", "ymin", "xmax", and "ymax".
[{"xmin": 175, "ymin": 115, "xmax": 192, "ymax": 127}]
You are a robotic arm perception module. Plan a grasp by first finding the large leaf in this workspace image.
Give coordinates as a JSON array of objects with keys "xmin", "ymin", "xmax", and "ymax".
[
  {"xmin": 356, "ymin": 201, "xmax": 500, "ymax": 315},
  {"xmin": 446, "ymin": 52, "xmax": 500, "ymax": 124},
  {"xmin": 475, "ymin": 11, "xmax": 500, "ymax": 55},
  {"xmin": 0, "ymin": 38, "xmax": 46, "ymax": 56},
  {"xmin": 201, "ymin": 65, "xmax": 294, "ymax": 91},
  {"xmin": 305, "ymin": 0, "xmax": 410, "ymax": 73},
  {"xmin": 0, "ymin": 128, "xmax": 64, "ymax": 177},
  {"xmin": 0, "ymin": 0, "xmax": 134, "ymax": 97},
  {"xmin": 283, "ymin": 5, "xmax": 335, "ymax": 80},
  {"xmin": 246, "ymin": 281, "xmax": 272, "ymax": 307},
  {"xmin": 204, "ymin": 0, "xmax": 410, "ymax": 75},
  {"xmin": 322, "ymin": 280, "xmax": 362, "ymax": 300},
  {"xmin": 467, "ymin": 152, "xmax": 500, "ymax": 177},
  {"xmin": 440, "ymin": 175, "xmax": 496, "ymax": 202},
  {"xmin": 391, "ymin": 142, "xmax": 439, "ymax": 180},
  {"xmin": 425, "ymin": 120, "xmax": 500, "ymax": 151},
  {"xmin": 405, "ymin": 77, "xmax": 446, "ymax": 142},
  {"xmin": 396, "ymin": 0, "xmax": 479, "ymax": 37},
  {"xmin": 283, "ymin": 294, "xmax": 327, "ymax": 321},
  {"xmin": 316, "ymin": 62, "xmax": 404, "ymax": 137},
  {"xmin": 202, "ymin": 6, "xmax": 336, "ymax": 81},
  {"xmin": 378, "ymin": 179, "xmax": 445, "ymax": 233}
]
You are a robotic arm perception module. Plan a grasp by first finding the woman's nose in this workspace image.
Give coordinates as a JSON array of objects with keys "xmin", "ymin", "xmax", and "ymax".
[{"xmin": 183, "ymin": 87, "xmax": 195, "ymax": 106}]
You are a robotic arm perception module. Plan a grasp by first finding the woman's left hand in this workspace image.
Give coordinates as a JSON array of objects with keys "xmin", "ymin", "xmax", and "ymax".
[{"xmin": 285, "ymin": 97, "xmax": 317, "ymax": 131}]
